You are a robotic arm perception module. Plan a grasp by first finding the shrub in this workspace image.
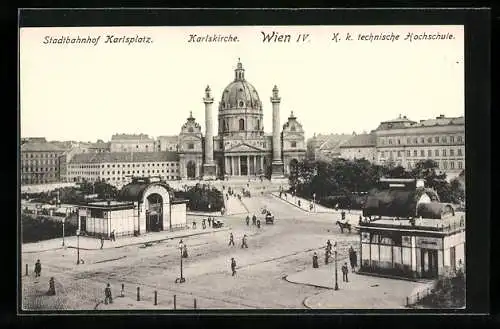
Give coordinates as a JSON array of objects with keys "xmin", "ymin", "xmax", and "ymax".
[{"xmin": 22, "ymin": 214, "xmax": 77, "ymax": 243}]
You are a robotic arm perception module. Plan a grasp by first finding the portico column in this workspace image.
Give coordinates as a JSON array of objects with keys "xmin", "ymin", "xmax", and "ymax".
[
  {"xmin": 253, "ymin": 156, "xmax": 257, "ymax": 176},
  {"xmin": 231, "ymin": 156, "xmax": 235, "ymax": 176},
  {"xmin": 225, "ymin": 157, "xmax": 229, "ymax": 176},
  {"xmin": 260, "ymin": 156, "xmax": 264, "ymax": 173},
  {"xmin": 247, "ymin": 156, "xmax": 250, "ymax": 176},
  {"xmin": 238, "ymin": 156, "xmax": 241, "ymax": 176}
]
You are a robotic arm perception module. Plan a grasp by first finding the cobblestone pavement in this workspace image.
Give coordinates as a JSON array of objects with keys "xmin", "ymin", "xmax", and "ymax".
[{"xmin": 22, "ymin": 194, "xmax": 361, "ymax": 310}]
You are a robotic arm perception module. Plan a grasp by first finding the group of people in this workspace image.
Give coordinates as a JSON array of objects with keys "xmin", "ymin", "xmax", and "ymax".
[
  {"xmin": 99, "ymin": 230, "xmax": 117, "ymax": 249},
  {"xmin": 32, "ymin": 259, "xmax": 57, "ymax": 296},
  {"xmin": 312, "ymin": 243, "xmax": 358, "ymax": 283},
  {"xmin": 192, "ymin": 216, "xmax": 218, "ymax": 230},
  {"xmin": 245, "ymin": 214, "xmax": 261, "ymax": 228},
  {"xmin": 228, "ymin": 232, "xmax": 248, "ymax": 249}
]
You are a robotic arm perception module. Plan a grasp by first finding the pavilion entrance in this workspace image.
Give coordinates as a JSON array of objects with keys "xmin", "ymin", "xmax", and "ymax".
[{"xmin": 146, "ymin": 193, "xmax": 163, "ymax": 232}]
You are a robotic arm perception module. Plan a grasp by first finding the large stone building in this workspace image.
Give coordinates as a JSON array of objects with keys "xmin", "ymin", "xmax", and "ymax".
[
  {"xmin": 67, "ymin": 151, "xmax": 180, "ymax": 187},
  {"xmin": 373, "ymin": 114, "xmax": 464, "ymax": 180},
  {"xmin": 110, "ymin": 133, "xmax": 155, "ymax": 153},
  {"xmin": 177, "ymin": 60, "xmax": 306, "ymax": 180},
  {"xmin": 339, "ymin": 132, "xmax": 377, "ymax": 162},
  {"xmin": 20, "ymin": 142, "xmax": 66, "ymax": 184},
  {"xmin": 306, "ymin": 133, "xmax": 352, "ymax": 161}
]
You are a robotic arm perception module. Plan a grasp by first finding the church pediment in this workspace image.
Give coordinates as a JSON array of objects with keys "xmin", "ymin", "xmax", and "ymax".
[{"xmin": 226, "ymin": 142, "xmax": 263, "ymax": 152}]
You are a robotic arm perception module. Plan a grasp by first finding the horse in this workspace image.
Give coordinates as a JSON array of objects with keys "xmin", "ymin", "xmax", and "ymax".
[{"xmin": 336, "ymin": 220, "xmax": 352, "ymax": 233}]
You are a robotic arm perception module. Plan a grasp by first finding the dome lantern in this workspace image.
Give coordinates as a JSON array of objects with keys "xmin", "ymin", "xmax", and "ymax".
[{"xmin": 234, "ymin": 58, "xmax": 245, "ymax": 81}]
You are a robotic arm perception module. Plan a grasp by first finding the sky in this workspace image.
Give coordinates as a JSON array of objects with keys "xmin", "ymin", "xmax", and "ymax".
[{"xmin": 20, "ymin": 25, "xmax": 464, "ymax": 142}]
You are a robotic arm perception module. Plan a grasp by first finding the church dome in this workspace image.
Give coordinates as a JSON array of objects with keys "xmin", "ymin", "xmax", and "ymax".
[{"xmin": 219, "ymin": 60, "xmax": 262, "ymax": 111}]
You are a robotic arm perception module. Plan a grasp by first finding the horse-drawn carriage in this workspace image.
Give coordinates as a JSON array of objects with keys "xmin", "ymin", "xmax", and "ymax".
[
  {"xmin": 212, "ymin": 219, "xmax": 224, "ymax": 228},
  {"xmin": 265, "ymin": 211, "xmax": 274, "ymax": 224}
]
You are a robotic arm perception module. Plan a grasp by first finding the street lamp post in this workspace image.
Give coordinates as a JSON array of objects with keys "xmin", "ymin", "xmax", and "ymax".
[
  {"xmin": 334, "ymin": 243, "xmax": 339, "ymax": 290},
  {"xmin": 76, "ymin": 229, "xmax": 80, "ymax": 265},
  {"xmin": 62, "ymin": 209, "xmax": 66, "ymax": 247},
  {"xmin": 313, "ymin": 193, "xmax": 316, "ymax": 212},
  {"xmin": 175, "ymin": 240, "xmax": 185, "ymax": 283}
]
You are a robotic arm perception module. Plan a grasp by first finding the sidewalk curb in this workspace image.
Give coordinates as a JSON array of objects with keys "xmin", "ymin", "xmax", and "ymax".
[
  {"xmin": 23, "ymin": 228, "xmax": 231, "ymax": 253},
  {"xmin": 270, "ymin": 194, "xmax": 333, "ymax": 214},
  {"xmin": 283, "ymin": 274, "xmax": 334, "ymax": 290}
]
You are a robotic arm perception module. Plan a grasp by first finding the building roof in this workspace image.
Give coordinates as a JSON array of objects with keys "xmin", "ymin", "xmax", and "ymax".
[
  {"xmin": 69, "ymin": 151, "xmax": 179, "ymax": 164},
  {"xmin": 363, "ymin": 187, "xmax": 441, "ymax": 218},
  {"xmin": 88, "ymin": 142, "xmax": 111, "ymax": 149},
  {"xmin": 317, "ymin": 134, "xmax": 352, "ymax": 153},
  {"xmin": 21, "ymin": 142, "xmax": 66, "ymax": 152},
  {"xmin": 220, "ymin": 60, "xmax": 262, "ymax": 112},
  {"xmin": 157, "ymin": 135, "xmax": 178, "ymax": 141},
  {"xmin": 117, "ymin": 181, "xmax": 173, "ymax": 202},
  {"xmin": 340, "ymin": 133, "xmax": 376, "ymax": 148},
  {"xmin": 111, "ymin": 133, "xmax": 153, "ymax": 141},
  {"xmin": 377, "ymin": 115, "xmax": 464, "ymax": 130}
]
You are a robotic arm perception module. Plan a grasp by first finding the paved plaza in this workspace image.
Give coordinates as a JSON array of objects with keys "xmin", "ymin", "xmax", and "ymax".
[{"xmin": 21, "ymin": 189, "xmax": 417, "ymax": 310}]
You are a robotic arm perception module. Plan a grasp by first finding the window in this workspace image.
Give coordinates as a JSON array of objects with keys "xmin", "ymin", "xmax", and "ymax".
[
  {"xmin": 413, "ymin": 150, "xmax": 418, "ymax": 157},
  {"xmin": 397, "ymin": 139, "xmax": 401, "ymax": 145},
  {"xmin": 406, "ymin": 150, "xmax": 411, "ymax": 157},
  {"xmin": 187, "ymin": 143, "xmax": 194, "ymax": 150},
  {"xmin": 381, "ymin": 139, "xmax": 385, "ymax": 145},
  {"xmin": 291, "ymin": 141, "xmax": 297, "ymax": 148},
  {"xmin": 420, "ymin": 150, "xmax": 425, "ymax": 157},
  {"xmin": 397, "ymin": 151, "xmax": 401, "ymax": 157},
  {"xmin": 458, "ymin": 161, "xmax": 463, "ymax": 169},
  {"xmin": 457, "ymin": 136, "xmax": 463, "ymax": 143},
  {"xmin": 428, "ymin": 150, "xmax": 432, "ymax": 157},
  {"xmin": 450, "ymin": 149, "xmax": 455, "ymax": 156},
  {"xmin": 414, "ymin": 138, "xmax": 418, "ymax": 144},
  {"xmin": 443, "ymin": 149, "xmax": 447, "ymax": 156},
  {"xmin": 442, "ymin": 136, "xmax": 447, "ymax": 143},
  {"xmin": 427, "ymin": 137, "xmax": 433, "ymax": 143},
  {"xmin": 381, "ymin": 151, "xmax": 385, "ymax": 157},
  {"xmin": 450, "ymin": 136, "xmax": 455, "ymax": 143},
  {"xmin": 435, "ymin": 149, "xmax": 439, "ymax": 157},
  {"xmin": 450, "ymin": 161, "xmax": 455, "ymax": 169},
  {"xmin": 435, "ymin": 136, "xmax": 439, "ymax": 143},
  {"xmin": 239, "ymin": 118, "xmax": 245, "ymax": 131},
  {"xmin": 263, "ymin": 142, "xmax": 267, "ymax": 148},
  {"xmin": 188, "ymin": 127, "xmax": 194, "ymax": 133},
  {"xmin": 457, "ymin": 148, "xmax": 463, "ymax": 156},
  {"xmin": 388, "ymin": 139, "xmax": 393, "ymax": 145},
  {"xmin": 443, "ymin": 161, "xmax": 448, "ymax": 169},
  {"xmin": 239, "ymin": 101, "xmax": 244, "ymax": 107},
  {"xmin": 420, "ymin": 137, "xmax": 425, "ymax": 144}
]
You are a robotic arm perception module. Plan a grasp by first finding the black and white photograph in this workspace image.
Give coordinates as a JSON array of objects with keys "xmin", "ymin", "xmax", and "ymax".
[{"xmin": 18, "ymin": 9, "xmax": 482, "ymax": 313}]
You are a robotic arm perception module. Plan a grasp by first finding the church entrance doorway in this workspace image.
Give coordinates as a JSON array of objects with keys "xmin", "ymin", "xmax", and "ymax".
[
  {"xmin": 240, "ymin": 156, "xmax": 248, "ymax": 176},
  {"xmin": 187, "ymin": 161, "xmax": 196, "ymax": 179}
]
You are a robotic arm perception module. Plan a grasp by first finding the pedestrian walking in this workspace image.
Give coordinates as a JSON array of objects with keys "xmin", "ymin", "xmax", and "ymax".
[
  {"xmin": 231, "ymin": 257, "xmax": 237, "ymax": 276},
  {"xmin": 182, "ymin": 244, "xmax": 188, "ymax": 258},
  {"xmin": 104, "ymin": 283, "xmax": 113, "ymax": 304},
  {"xmin": 100, "ymin": 235, "xmax": 104, "ymax": 249},
  {"xmin": 208, "ymin": 217, "xmax": 211, "ymax": 227},
  {"xmin": 256, "ymin": 219, "xmax": 261, "ymax": 229},
  {"xmin": 228, "ymin": 232, "xmax": 235, "ymax": 247},
  {"xmin": 335, "ymin": 203, "xmax": 339, "ymax": 211},
  {"xmin": 246, "ymin": 215, "xmax": 250, "ymax": 226},
  {"xmin": 192, "ymin": 220, "xmax": 197, "ymax": 229},
  {"xmin": 252, "ymin": 214, "xmax": 257, "ymax": 226},
  {"xmin": 312, "ymin": 252, "xmax": 319, "ymax": 268},
  {"xmin": 325, "ymin": 247, "xmax": 331, "ymax": 265},
  {"xmin": 241, "ymin": 235, "xmax": 248, "ymax": 248},
  {"xmin": 349, "ymin": 246, "xmax": 357, "ymax": 272},
  {"xmin": 284, "ymin": 193, "xmax": 287, "ymax": 200},
  {"xmin": 47, "ymin": 277, "xmax": 56, "ymax": 296},
  {"xmin": 341, "ymin": 211, "xmax": 346, "ymax": 221},
  {"xmin": 120, "ymin": 284, "xmax": 124, "ymax": 297},
  {"xmin": 342, "ymin": 262, "xmax": 349, "ymax": 282},
  {"xmin": 326, "ymin": 240, "xmax": 332, "ymax": 253},
  {"xmin": 34, "ymin": 259, "xmax": 41, "ymax": 277},
  {"xmin": 202, "ymin": 219, "xmax": 206, "ymax": 229},
  {"xmin": 298, "ymin": 200, "xmax": 301, "ymax": 207},
  {"xmin": 110, "ymin": 229, "xmax": 116, "ymax": 242}
]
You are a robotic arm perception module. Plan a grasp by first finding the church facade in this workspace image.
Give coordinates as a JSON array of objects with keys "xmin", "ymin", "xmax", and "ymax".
[{"xmin": 178, "ymin": 60, "xmax": 306, "ymax": 180}]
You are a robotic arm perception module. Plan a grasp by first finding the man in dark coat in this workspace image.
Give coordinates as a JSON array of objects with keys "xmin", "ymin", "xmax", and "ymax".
[
  {"xmin": 34, "ymin": 259, "xmax": 41, "ymax": 277},
  {"xmin": 231, "ymin": 258, "xmax": 237, "ymax": 276},
  {"xmin": 100, "ymin": 235, "xmax": 104, "ymax": 249},
  {"xmin": 246, "ymin": 215, "xmax": 250, "ymax": 226},
  {"xmin": 312, "ymin": 252, "xmax": 319, "ymax": 268},
  {"xmin": 47, "ymin": 277, "xmax": 56, "ymax": 295},
  {"xmin": 252, "ymin": 214, "xmax": 257, "ymax": 225},
  {"xmin": 208, "ymin": 217, "xmax": 211, "ymax": 227},
  {"xmin": 241, "ymin": 234, "xmax": 248, "ymax": 248},
  {"xmin": 228, "ymin": 232, "xmax": 235, "ymax": 247},
  {"xmin": 104, "ymin": 283, "xmax": 113, "ymax": 304},
  {"xmin": 256, "ymin": 219, "xmax": 261, "ymax": 229},
  {"xmin": 326, "ymin": 240, "xmax": 332, "ymax": 253},
  {"xmin": 349, "ymin": 246, "xmax": 357, "ymax": 272},
  {"xmin": 325, "ymin": 247, "xmax": 331, "ymax": 265},
  {"xmin": 342, "ymin": 262, "xmax": 349, "ymax": 282},
  {"xmin": 182, "ymin": 244, "xmax": 188, "ymax": 258}
]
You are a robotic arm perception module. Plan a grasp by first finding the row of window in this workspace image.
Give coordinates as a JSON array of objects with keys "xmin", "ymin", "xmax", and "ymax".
[
  {"xmin": 21, "ymin": 153, "xmax": 60, "ymax": 159},
  {"xmin": 22, "ymin": 167, "xmax": 57, "ymax": 172},
  {"xmin": 21, "ymin": 159, "xmax": 57, "ymax": 165},
  {"xmin": 69, "ymin": 169, "xmax": 179, "ymax": 176},
  {"xmin": 380, "ymin": 135, "xmax": 464, "ymax": 146},
  {"xmin": 71, "ymin": 162, "xmax": 178, "ymax": 169},
  {"xmin": 380, "ymin": 148, "xmax": 463, "ymax": 158}
]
